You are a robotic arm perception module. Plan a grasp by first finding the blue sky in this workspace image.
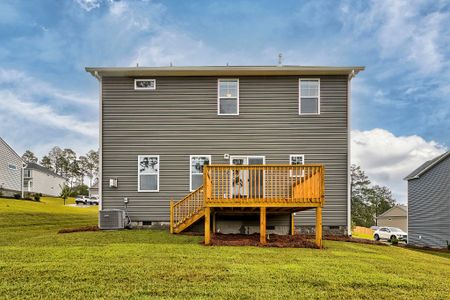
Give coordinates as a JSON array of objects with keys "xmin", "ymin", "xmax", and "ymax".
[{"xmin": 0, "ymin": 0, "xmax": 449, "ymax": 201}]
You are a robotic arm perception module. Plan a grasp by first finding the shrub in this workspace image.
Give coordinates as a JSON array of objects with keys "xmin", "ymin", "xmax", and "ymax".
[
  {"xmin": 13, "ymin": 193, "xmax": 21, "ymax": 199},
  {"xmin": 34, "ymin": 193, "xmax": 42, "ymax": 202}
]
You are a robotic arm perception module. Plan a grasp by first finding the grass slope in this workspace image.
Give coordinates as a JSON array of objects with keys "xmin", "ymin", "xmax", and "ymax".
[{"xmin": 0, "ymin": 197, "xmax": 449, "ymax": 299}]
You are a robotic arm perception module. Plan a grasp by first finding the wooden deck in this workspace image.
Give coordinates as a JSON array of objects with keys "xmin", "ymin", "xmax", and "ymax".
[{"xmin": 170, "ymin": 164, "xmax": 325, "ymax": 247}]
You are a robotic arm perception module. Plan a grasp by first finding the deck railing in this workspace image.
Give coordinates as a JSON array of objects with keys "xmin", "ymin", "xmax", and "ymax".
[
  {"xmin": 171, "ymin": 186, "xmax": 204, "ymax": 229},
  {"xmin": 203, "ymin": 164, "xmax": 324, "ymax": 206}
]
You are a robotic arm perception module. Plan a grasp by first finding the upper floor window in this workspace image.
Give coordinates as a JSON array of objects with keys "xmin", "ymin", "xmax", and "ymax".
[
  {"xmin": 24, "ymin": 169, "xmax": 31, "ymax": 178},
  {"xmin": 135, "ymin": 79, "xmax": 156, "ymax": 90},
  {"xmin": 138, "ymin": 155, "xmax": 159, "ymax": 192},
  {"xmin": 8, "ymin": 164, "xmax": 17, "ymax": 170},
  {"xmin": 218, "ymin": 79, "xmax": 239, "ymax": 115},
  {"xmin": 299, "ymin": 79, "xmax": 320, "ymax": 115}
]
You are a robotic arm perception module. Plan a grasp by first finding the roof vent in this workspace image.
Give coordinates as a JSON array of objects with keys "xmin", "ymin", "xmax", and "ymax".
[{"xmin": 278, "ymin": 53, "xmax": 283, "ymax": 66}]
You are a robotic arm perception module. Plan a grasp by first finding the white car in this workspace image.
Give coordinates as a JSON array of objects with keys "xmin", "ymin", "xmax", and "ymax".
[
  {"xmin": 87, "ymin": 196, "xmax": 100, "ymax": 206},
  {"xmin": 75, "ymin": 195, "xmax": 89, "ymax": 205},
  {"xmin": 374, "ymin": 227, "xmax": 407, "ymax": 242}
]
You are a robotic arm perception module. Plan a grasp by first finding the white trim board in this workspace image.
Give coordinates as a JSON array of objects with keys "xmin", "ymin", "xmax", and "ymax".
[
  {"xmin": 189, "ymin": 155, "xmax": 212, "ymax": 192},
  {"xmin": 217, "ymin": 78, "xmax": 239, "ymax": 116},
  {"xmin": 137, "ymin": 155, "xmax": 160, "ymax": 192}
]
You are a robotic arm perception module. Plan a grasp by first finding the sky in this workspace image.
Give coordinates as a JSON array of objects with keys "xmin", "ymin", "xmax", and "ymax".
[{"xmin": 0, "ymin": 0, "xmax": 449, "ymax": 203}]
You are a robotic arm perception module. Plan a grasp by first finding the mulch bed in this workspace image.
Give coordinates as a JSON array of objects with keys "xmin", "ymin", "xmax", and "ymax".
[
  {"xmin": 58, "ymin": 226, "xmax": 99, "ymax": 234},
  {"xmin": 206, "ymin": 233, "xmax": 386, "ymax": 248},
  {"xmin": 208, "ymin": 233, "xmax": 319, "ymax": 248}
]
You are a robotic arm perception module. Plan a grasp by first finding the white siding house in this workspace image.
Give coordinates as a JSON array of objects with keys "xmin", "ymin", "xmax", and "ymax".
[
  {"xmin": 0, "ymin": 137, "xmax": 24, "ymax": 197},
  {"xmin": 23, "ymin": 163, "xmax": 66, "ymax": 197}
]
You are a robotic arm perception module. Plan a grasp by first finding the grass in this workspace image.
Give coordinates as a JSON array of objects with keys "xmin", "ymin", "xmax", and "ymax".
[
  {"xmin": 352, "ymin": 232, "xmax": 374, "ymax": 240},
  {"xmin": 0, "ymin": 197, "xmax": 449, "ymax": 299}
]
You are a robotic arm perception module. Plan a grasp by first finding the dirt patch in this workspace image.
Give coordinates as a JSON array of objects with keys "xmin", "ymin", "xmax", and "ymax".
[
  {"xmin": 58, "ymin": 226, "xmax": 99, "ymax": 234},
  {"xmin": 206, "ymin": 233, "xmax": 386, "ymax": 248},
  {"xmin": 208, "ymin": 233, "xmax": 319, "ymax": 248}
]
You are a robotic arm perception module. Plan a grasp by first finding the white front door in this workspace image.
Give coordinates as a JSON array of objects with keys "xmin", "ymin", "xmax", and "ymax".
[{"xmin": 230, "ymin": 156, "xmax": 265, "ymax": 198}]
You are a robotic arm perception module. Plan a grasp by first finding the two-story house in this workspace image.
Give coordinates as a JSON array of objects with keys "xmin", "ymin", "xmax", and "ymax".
[
  {"xmin": 0, "ymin": 137, "xmax": 24, "ymax": 197},
  {"xmin": 404, "ymin": 151, "xmax": 450, "ymax": 248},
  {"xmin": 86, "ymin": 65, "xmax": 364, "ymax": 246},
  {"xmin": 23, "ymin": 163, "xmax": 66, "ymax": 197}
]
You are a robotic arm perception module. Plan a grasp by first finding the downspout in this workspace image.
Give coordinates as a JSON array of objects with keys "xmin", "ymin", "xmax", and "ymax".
[
  {"xmin": 21, "ymin": 162, "xmax": 26, "ymax": 198},
  {"xmin": 94, "ymin": 71, "xmax": 103, "ymax": 215},
  {"xmin": 347, "ymin": 70, "xmax": 355, "ymax": 236}
]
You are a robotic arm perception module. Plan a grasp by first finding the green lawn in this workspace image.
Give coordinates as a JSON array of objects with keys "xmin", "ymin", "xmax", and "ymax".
[
  {"xmin": 352, "ymin": 232, "xmax": 374, "ymax": 240},
  {"xmin": 0, "ymin": 197, "xmax": 449, "ymax": 299}
]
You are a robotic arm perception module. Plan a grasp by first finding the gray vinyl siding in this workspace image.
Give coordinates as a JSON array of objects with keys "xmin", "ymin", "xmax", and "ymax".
[
  {"xmin": 0, "ymin": 139, "xmax": 23, "ymax": 194},
  {"xmin": 101, "ymin": 75, "xmax": 349, "ymax": 226},
  {"xmin": 407, "ymin": 156, "xmax": 450, "ymax": 248}
]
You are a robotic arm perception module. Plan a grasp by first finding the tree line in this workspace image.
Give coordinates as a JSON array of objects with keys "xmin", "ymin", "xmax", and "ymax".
[
  {"xmin": 351, "ymin": 164, "xmax": 397, "ymax": 228},
  {"xmin": 22, "ymin": 147, "xmax": 99, "ymax": 188}
]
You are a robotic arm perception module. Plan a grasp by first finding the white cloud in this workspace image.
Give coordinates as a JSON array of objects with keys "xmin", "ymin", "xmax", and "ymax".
[
  {"xmin": 341, "ymin": 0, "xmax": 448, "ymax": 74},
  {"xmin": 0, "ymin": 90, "xmax": 97, "ymax": 138},
  {"xmin": 351, "ymin": 128, "xmax": 447, "ymax": 203},
  {"xmin": 0, "ymin": 68, "xmax": 96, "ymax": 107},
  {"xmin": 75, "ymin": 0, "xmax": 101, "ymax": 11}
]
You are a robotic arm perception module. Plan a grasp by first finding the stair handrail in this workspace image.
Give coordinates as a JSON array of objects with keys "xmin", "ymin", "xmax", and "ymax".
[{"xmin": 170, "ymin": 185, "xmax": 204, "ymax": 232}]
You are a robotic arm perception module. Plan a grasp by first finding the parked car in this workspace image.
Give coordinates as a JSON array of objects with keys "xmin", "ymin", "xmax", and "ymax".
[
  {"xmin": 374, "ymin": 227, "xmax": 407, "ymax": 242},
  {"xmin": 75, "ymin": 195, "xmax": 89, "ymax": 205},
  {"xmin": 87, "ymin": 196, "xmax": 100, "ymax": 206}
]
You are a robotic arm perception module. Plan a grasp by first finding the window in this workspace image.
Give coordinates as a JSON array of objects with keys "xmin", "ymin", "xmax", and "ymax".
[
  {"xmin": 24, "ymin": 169, "xmax": 31, "ymax": 177},
  {"xmin": 299, "ymin": 79, "xmax": 320, "ymax": 115},
  {"xmin": 8, "ymin": 164, "xmax": 17, "ymax": 170},
  {"xmin": 289, "ymin": 154, "xmax": 305, "ymax": 177},
  {"xmin": 218, "ymin": 79, "xmax": 239, "ymax": 115},
  {"xmin": 138, "ymin": 155, "xmax": 159, "ymax": 192},
  {"xmin": 190, "ymin": 155, "xmax": 211, "ymax": 191},
  {"xmin": 134, "ymin": 79, "xmax": 156, "ymax": 90}
]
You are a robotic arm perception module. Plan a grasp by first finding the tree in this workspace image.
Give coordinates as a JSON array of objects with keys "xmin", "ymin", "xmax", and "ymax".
[
  {"xmin": 368, "ymin": 185, "xmax": 396, "ymax": 226},
  {"xmin": 80, "ymin": 150, "xmax": 99, "ymax": 187},
  {"xmin": 59, "ymin": 184, "xmax": 71, "ymax": 206},
  {"xmin": 47, "ymin": 146, "xmax": 64, "ymax": 175},
  {"xmin": 351, "ymin": 165, "xmax": 373, "ymax": 227},
  {"xmin": 22, "ymin": 150, "xmax": 38, "ymax": 163},
  {"xmin": 351, "ymin": 164, "xmax": 397, "ymax": 228},
  {"xmin": 40, "ymin": 155, "xmax": 52, "ymax": 170}
]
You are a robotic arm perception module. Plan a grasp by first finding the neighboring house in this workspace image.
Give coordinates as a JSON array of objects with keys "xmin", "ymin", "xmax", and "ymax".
[
  {"xmin": 404, "ymin": 151, "xmax": 450, "ymax": 248},
  {"xmin": 0, "ymin": 137, "xmax": 24, "ymax": 197},
  {"xmin": 86, "ymin": 65, "xmax": 364, "ymax": 244},
  {"xmin": 376, "ymin": 205, "xmax": 407, "ymax": 232},
  {"xmin": 23, "ymin": 163, "xmax": 66, "ymax": 197},
  {"xmin": 89, "ymin": 181, "xmax": 99, "ymax": 198}
]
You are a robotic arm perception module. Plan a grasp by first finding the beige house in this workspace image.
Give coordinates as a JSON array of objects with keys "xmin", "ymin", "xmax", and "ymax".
[
  {"xmin": 23, "ymin": 163, "xmax": 66, "ymax": 197},
  {"xmin": 376, "ymin": 205, "xmax": 407, "ymax": 232}
]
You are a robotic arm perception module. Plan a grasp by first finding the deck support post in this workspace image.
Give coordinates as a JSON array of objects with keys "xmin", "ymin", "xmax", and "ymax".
[
  {"xmin": 212, "ymin": 211, "xmax": 216, "ymax": 234},
  {"xmin": 290, "ymin": 213, "xmax": 295, "ymax": 236},
  {"xmin": 204, "ymin": 207, "xmax": 211, "ymax": 245},
  {"xmin": 260, "ymin": 207, "xmax": 267, "ymax": 245},
  {"xmin": 170, "ymin": 200, "xmax": 174, "ymax": 234},
  {"xmin": 315, "ymin": 206, "xmax": 323, "ymax": 248}
]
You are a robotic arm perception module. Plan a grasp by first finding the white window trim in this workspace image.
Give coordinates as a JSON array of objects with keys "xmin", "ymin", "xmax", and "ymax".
[
  {"xmin": 137, "ymin": 155, "xmax": 160, "ymax": 192},
  {"xmin": 289, "ymin": 154, "xmax": 305, "ymax": 177},
  {"xmin": 217, "ymin": 78, "xmax": 239, "ymax": 116},
  {"xmin": 189, "ymin": 155, "xmax": 212, "ymax": 192},
  {"xmin": 229, "ymin": 155, "xmax": 266, "ymax": 198},
  {"xmin": 134, "ymin": 79, "xmax": 156, "ymax": 91},
  {"xmin": 299, "ymin": 78, "xmax": 320, "ymax": 115}
]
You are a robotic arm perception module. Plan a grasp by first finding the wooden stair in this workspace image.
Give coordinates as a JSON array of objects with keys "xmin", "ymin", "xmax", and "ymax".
[{"xmin": 170, "ymin": 186, "xmax": 205, "ymax": 234}]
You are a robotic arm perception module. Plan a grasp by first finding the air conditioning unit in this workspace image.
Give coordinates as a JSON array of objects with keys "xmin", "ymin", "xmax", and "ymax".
[{"xmin": 99, "ymin": 209, "xmax": 125, "ymax": 229}]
